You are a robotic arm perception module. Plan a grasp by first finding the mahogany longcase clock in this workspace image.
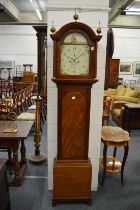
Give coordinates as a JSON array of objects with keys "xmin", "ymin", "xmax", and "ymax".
[{"xmin": 50, "ymin": 22, "xmax": 102, "ymax": 206}]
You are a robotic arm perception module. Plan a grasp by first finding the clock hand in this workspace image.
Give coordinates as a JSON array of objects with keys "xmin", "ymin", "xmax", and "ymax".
[
  {"xmin": 63, "ymin": 53, "xmax": 74, "ymax": 61},
  {"xmin": 73, "ymin": 53, "xmax": 85, "ymax": 61},
  {"xmin": 63, "ymin": 53, "xmax": 78, "ymax": 64}
]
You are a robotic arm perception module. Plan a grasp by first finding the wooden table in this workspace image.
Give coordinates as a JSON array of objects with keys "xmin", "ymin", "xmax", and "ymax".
[
  {"xmin": 0, "ymin": 121, "xmax": 33, "ymax": 186},
  {"xmin": 125, "ymin": 103, "xmax": 140, "ymax": 133},
  {"xmin": 99, "ymin": 126, "xmax": 130, "ymax": 185}
]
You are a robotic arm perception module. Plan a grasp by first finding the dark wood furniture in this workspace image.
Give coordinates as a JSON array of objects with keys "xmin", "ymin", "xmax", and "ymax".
[
  {"xmin": 23, "ymin": 71, "xmax": 35, "ymax": 83},
  {"xmin": 53, "ymin": 158, "xmax": 92, "ymax": 204},
  {"xmin": 0, "ymin": 68, "xmax": 13, "ymax": 82},
  {"xmin": 99, "ymin": 126, "xmax": 130, "ymax": 185},
  {"xmin": 109, "ymin": 59, "xmax": 120, "ymax": 88},
  {"xmin": 105, "ymin": 58, "xmax": 120, "ymax": 89},
  {"xmin": 51, "ymin": 22, "xmax": 102, "ymax": 206},
  {"xmin": 112, "ymin": 102, "xmax": 140, "ymax": 132},
  {"xmin": 23, "ymin": 64, "xmax": 33, "ymax": 72},
  {"xmin": 33, "ymin": 26, "xmax": 47, "ymax": 97},
  {"xmin": 13, "ymin": 76, "xmax": 23, "ymax": 83},
  {"xmin": 125, "ymin": 103, "xmax": 140, "ymax": 133},
  {"xmin": 14, "ymin": 82, "xmax": 37, "ymax": 92},
  {"xmin": 104, "ymin": 28, "xmax": 120, "ymax": 89},
  {"xmin": 7, "ymin": 68, "xmax": 13, "ymax": 81},
  {"xmin": 0, "ymin": 161, "xmax": 11, "ymax": 210},
  {"xmin": 0, "ymin": 121, "xmax": 33, "ymax": 186}
]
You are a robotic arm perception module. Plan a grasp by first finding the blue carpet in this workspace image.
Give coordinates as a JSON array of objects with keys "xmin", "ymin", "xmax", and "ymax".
[{"xmin": 2, "ymin": 117, "xmax": 140, "ymax": 210}]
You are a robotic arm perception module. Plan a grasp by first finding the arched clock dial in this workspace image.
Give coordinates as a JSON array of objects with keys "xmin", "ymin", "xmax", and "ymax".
[{"xmin": 60, "ymin": 32, "xmax": 90, "ymax": 75}]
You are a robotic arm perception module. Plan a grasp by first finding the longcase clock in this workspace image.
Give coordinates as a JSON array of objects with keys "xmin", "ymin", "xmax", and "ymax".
[{"xmin": 50, "ymin": 22, "xmax": 102, "ymax": 206}]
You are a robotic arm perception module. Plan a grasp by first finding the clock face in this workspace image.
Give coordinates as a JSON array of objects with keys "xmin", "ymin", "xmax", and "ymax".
[{"xmin": 60, "ymin": 33, "xmax": 90, "ymax": 76}]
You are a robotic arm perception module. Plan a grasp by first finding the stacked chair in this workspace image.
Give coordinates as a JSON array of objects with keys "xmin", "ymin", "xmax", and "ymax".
[
  {"xmin": 0, "ymin": 84, "xmax": 47, "ymax": 175},
  {"xmin": 0, "ymin": 85, "xmax": 35, "ymax": 120}
]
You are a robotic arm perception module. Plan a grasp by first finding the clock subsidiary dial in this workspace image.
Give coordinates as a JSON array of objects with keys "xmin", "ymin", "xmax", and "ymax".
[{"xmin": 60, "ymin": 32, "xmax": 90, "ymax": 76}]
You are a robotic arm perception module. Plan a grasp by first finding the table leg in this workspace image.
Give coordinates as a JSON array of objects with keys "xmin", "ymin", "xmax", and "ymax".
[
  {"xmin": 101, "ymin": 143, "xmax": 107, "ymax": 185},
  {"xmin": 113, "ymin": 147, "xmax": 117, "ymax": 157},
  {"xmin": 128, "ymin": 112, "xmax": 131, "ymax": 134},
  {"xmin": 112, "ymin": 147, "xmax": 117, "ymax": 170},
  {"xmin": 10, "ymin": 141, "xmax": 27, "ymax": 186},
  {"xmin": 12, "ymin": 147, "xmax": 20, "ymax": 178},
  {"xmin": 121, "ymin": 144, "xmax": 129, "ymax": 185},
  {"xmin": 20, "ymin": 140, "xmax": 27, "ymax": 166},
  {"xmin": 125, "ymin": 109, "xmax": 131, "ymax": 134}
]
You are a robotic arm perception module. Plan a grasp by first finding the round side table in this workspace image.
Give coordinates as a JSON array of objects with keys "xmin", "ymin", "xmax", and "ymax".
[{"xmin": 99, "ymin": 126, "xmax": 130, "ymax": 185}]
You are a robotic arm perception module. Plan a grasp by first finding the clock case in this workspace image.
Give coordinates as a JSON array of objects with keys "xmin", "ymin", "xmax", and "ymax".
[{"xmin": 50, "ymin": 22, "xmax": 102, "ymax": 206}]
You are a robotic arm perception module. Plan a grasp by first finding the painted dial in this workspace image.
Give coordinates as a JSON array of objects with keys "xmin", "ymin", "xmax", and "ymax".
[{"xmin": 60, "ymin": 32, "xmax": 90, "ymax": 76}]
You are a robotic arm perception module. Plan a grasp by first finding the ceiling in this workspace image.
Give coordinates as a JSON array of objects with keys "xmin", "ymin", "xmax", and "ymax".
[
  {"xmin": 0, "ymin": 0, "xmax": 47, "ymax": 24},
  {"xmin": 0, "ymin": 0, "xmax": 140, "ymax": 28},
  {"xmin": 109, "ymin": 0, "xmax": 140, "ymax": 29}
]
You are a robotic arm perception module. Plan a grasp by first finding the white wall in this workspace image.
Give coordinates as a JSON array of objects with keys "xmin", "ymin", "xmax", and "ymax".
[
  {"xmin": 113, "ymin": 28, "xmax": 140, "ymax": 83},
  {"xmin": 47, "ymin": 0, "xmax": 109, "ymax": 191},
  {"xmin": 0, "ymin": 25, "xmax": 37, "ymax": 78}
]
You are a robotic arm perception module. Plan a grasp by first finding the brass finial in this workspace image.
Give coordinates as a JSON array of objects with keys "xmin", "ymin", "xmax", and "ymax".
[
  {"xmin": 96, "ymin": 21, "xmax": 102, "ymax": 34},
  {"xmin": 50, "ymin": 21, "xmax": 56, "ymax": 33},
  {"xmin": 73, "ymin": 9, "xmax": 79, "ymax": 21}
]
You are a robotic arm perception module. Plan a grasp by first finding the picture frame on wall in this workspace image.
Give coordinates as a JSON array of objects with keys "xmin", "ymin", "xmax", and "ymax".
[
  {"xmin": 119, "ymin": 62, "xmax": 133, "ymax": 75},
  {"xmin": 134, "ymin": 62, "xmax": 140, "ymax": 76}
]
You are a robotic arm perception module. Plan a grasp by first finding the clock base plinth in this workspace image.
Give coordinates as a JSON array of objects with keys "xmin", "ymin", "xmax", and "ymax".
[{"xmin": 52, "ymin": 158, "xmax": 92, "ymax": 206}]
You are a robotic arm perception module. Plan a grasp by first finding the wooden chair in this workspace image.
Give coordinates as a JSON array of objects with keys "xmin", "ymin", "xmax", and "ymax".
[
  {"xmin": 0, "ymin": 99, "xmax": 14, "ymax": 120},
  {"xmin": 25, "ymin": 85, "xmax": 33, "ymax": 107},
  {"xmin": 12, "ymin": 92, "xmax": 21, "ymax": 115},
  {"xmin": 102, "ymin": 96, "xmax": 112, "ymax": 125},
  {"xmin": 20, "ymin": 89, "xmax": 27, "ymax": 111}
]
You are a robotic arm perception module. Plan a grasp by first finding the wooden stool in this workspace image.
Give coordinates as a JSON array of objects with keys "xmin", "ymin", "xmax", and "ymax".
[{"xmin": 99, "ymin": 126, "xmax": 130, "ymax": 185}]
